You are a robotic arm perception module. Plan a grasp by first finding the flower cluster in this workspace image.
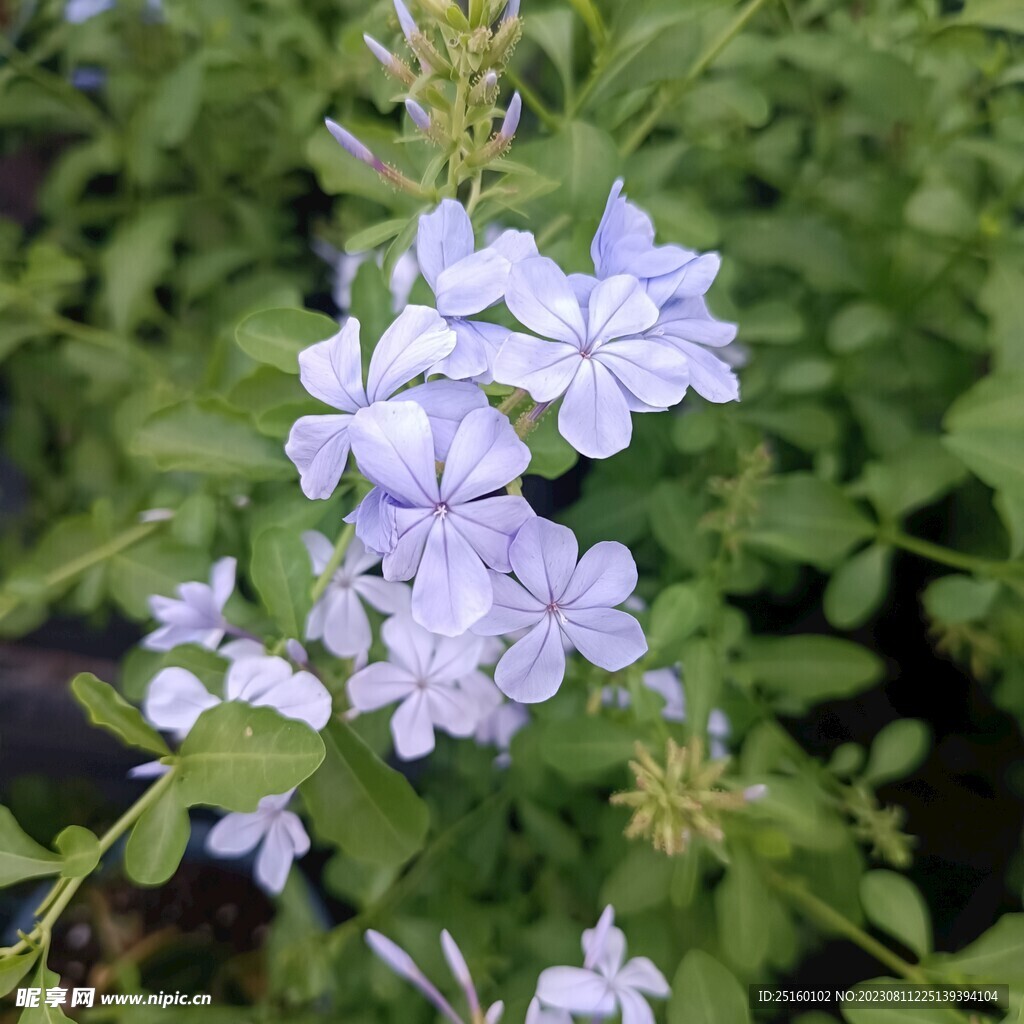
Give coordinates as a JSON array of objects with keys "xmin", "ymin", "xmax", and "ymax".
[{"xmin": 366, "ymin": 906, "xmax": 669, "ymax": 1024}]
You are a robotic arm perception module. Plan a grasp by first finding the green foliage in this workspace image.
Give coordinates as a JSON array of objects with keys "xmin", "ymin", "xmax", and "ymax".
[
  {"xmin": 70, "ymin": 672, "xmax": 171, "ymax": 756},
  {"xmin": 124, "ymin": 785, "xmax": 191, "ymax": 887}
]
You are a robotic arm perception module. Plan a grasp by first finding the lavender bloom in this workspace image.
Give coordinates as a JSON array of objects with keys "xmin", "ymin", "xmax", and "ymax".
[
  {"xmin": 347, "ymin": 615, "xmax": 492, "ymax": 760},
  {"xmin": 405, "ymin": 98, "xmax": 432, "ymax": 132},
  {"xmin": 393, "ymin": 0, "xmax": 420, "ymax": 42},
  {"xmin": 364, "ymin": 32, "xmax": 397, "ymax": 68},
  {"xmin": 534, "ymin": 906, "xmax": 670, "ymax": 1023},
  {"xmin": 474, "ymin": 698, "xmax": 529, "ymax": 766},
  {"xmin": 143, "ymin": 655, "xmax": 332, "ymax": 739},
  {"xmin": 366, "ymin": 931, "xmax": 463, "ymax": 1024},
  {"xmin": 417, "ymin": 199, "xmax": 538, "ymax": 381},
  {"xmin": 502, "ymin": 0, "xmax": 521, "ymax": 20},
  {"xmin": 588, "ymin": 180, "xmax": 740, "ymax": 403},
  {"xmin": 65, "ymin": 0, "xmax": 114, "ymax": 21},
  {"xmin": 472, "ymin": 518, "xmax": 646, "ymax": 703},
  {"xmin": 493, "ymin": 258, "xmax": 690, "ymax": 459},
  {"xmin": 142, "ymin": 557, "xmax": 236, "ymax": 652},
  {"xmin": 325, "ymin": 118, "xmax": 386, "ymax": 172},
  {"xmin": 347, "ymin": 402, "xmax": 532, "ymax": 636},
  {"xmin": 315, "ymin": 241, "xmax": 421, "ymax": 316},
  {"xmin": 303, "ymin": 531, "xmax": 409, "ymax": 657},
  {"xmin": 498, "ymin": 93, "xmax": 522, "ymax": 140},
  {"xmin": 285, "ymin": 307, "xmax": 455, "ymax": 500},
  {"xmin": 525, "ymin": 999, "xmax": 571, "ymax": 1024},
  {"xmin": 206, "ymin": 790, "xmax": 310, "ymax": 895}
]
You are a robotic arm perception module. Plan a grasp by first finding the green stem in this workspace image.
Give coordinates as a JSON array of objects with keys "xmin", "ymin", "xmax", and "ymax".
[
  {"xmin": 879, "ymin": 528, "xmax": 1022, "ymax": 581},
  {"xmin": 766, "ymin": 870, "xmax": 928, "ymax": 984},
  {"xmin": 0, "ymin": 520, "xmax": 164, "ymax": 625},
  {"xmin": 497, "ymin": 388, "xmax": 528, "ymax": 415},
  {"xmin": 2, "ymin": 770, "xmax": 178, "ymax": 959},
  {"xmin": 310, "ymin": 523, "xmax": 355, "ymax": 604},
  {"xmin": 620, "ymin": 0, "xmax": 772, "ymax": 156}
]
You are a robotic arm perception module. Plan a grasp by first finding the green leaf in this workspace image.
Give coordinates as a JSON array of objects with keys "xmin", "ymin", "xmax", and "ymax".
[
  {"xmin": 0, "ymin": 947, "xmax": 40, "ymax": 998},
  {"xmin": 301, "ymin": 722, "xmax": 428, "ymax": 867},
  {"xmin": 601, "ymin": 845, "xmax": 674, "ymax": 914},
  {"xmin": 70, "ymin": 672, "xmax": 171, "ymax": 756},
  {"xmin": 647, "ymin": 583, "xmax": 702, "ymax": 665},
  {"xmin": 935, "ymin": 913, "xmax": 1024, "ymax": 982},
  {"xmin": 525, "ymin": 411, "xmax": 578, "ymax": 479},
  {"xmin": 824, "ymin": 545, "xmax": 892, "ymax": 630},
  {"xmin": 54, "ymin": 826, "xmax": 100, "ymax": 879},
  {"xmin": 250, "ymin": 528, "xmax": 313, "ymax": 638},
  {"xmin": 862, "ymin": 719, "xmax": 930, "ymax": 787},
  {"xmin": 747, "ymin": 474, "xmax": 875, "ymax": 569},
  {"xmin": 922, "ymin": 575, "xmax": 1000, "ymax": 625},
  {"xmin": 235, "ymin": 308, "xmax": 338, "ymax": 374},
  {"xmin": 19, "ymin": 956, "xmax": 71, "ymax": 1023},
  {"xmin": 668, "ymin": 950, "xmax": 751, "ymax": 1024},
  {"xmin": 540, "ymin": 717, "xmax": 635, "ymax": 780},
  {"xmin": 944, "ymin": 373, "xmax": 1024, "ymax": 501},
  {"xmin": 0, "ymin": 806, "xmax": 62, "ymax": 887},
  {"xmin": 143, "ymin": 55, "xmax": 205, "ymax": 147},
  {"xmin": 107, "ymin": 538, "xmax": 209, "ymax": 621},
  {"xmin": 715, "ymin": 848, "xmax": 773, "ymax": 972},
  {"xmin": 177, "ymin": 704, "xmax": 325, "ymax": 812},
  {"xmin": 957, "ymin": 0, "xmax": 1024, "ymax": 33},
  {"xmin": 344, "ymin": 219, "xmax": 407, "ymax": 254},
  {"xmin": 860, "ymin": 871, "xmax": 932, "ymax": 958},
  {"xmin": 125, "ymin": 785, "xmax": 190, "ymax": 886},
  {"xmin": 735, "ymin": 636, "xmax": 884, "ymax": 709},
  {"xmin": 133, "ymin": 399, "xmax": 292, "ymax": 480},
  {"xmin": 856, "ymin": 439, "xmax": 968, "ymax": 519}
]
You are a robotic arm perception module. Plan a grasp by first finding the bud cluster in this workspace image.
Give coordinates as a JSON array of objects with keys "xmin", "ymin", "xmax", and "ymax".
[{"xmin": 330, "ymin": 0, "xmax": 524, "ymax": 203}]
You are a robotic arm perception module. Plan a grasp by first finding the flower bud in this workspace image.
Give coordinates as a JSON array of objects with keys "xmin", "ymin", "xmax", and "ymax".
[
  {"xmin": 325, "ymin": 118, "xmax": 385, "ymax": 172},
  {"xmin": 405, "ymin": 98, "xmax": 432, "ymax": 133},
  {"xmin": 363, "ymin": 32, "xmax": 416, "ymax": 84},
  {"xmin": 498, "ymin": 91, "xmax": 521, "ymax": 141},
  {"xmin": 393, "ymin": 0, "xmax": 419, "ymax": 42},
  {"xmin": 502, "ymin": 0, "xmax": 520, "ymax": 20},
  {"xmin": 470, "ymin": 69, "xmax": 499, "ymax": 106}
]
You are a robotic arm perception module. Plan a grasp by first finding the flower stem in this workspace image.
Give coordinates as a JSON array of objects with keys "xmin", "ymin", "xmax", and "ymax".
[
  {"xmin": 567, "ymin": 0, "xmax": 607, "ymax": 46},
  {"xmin": 878, "ymin": 528, "xmax": 1022, "ymax": 581},
  {"xmin": 621, "ymin": 0, "xmax": 773, "ymax": 156},
  {"xmin": 310, "ymin": 523, "xmax": 355, "ymax": 604},
  {"xmin": 1, "ymin": 769, "xmax": 178, "ymax": 959},
  {"xmin": 766, "ymin": 869, "xmax": 928, "ymax": 983},
  {"xmin": 497, "ymin": 388, "xmax": 528, "ymax": 415}
]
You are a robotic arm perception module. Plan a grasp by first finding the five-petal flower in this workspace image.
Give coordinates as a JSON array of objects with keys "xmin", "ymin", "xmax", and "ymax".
[
  {"xmin": 348, "ymin": 401, "xmax": 533, "ymax": 636},
  {"xmin": 472, "ymin": 518, "xmax": 647, "ymax": 702},
  {"xmin": 418, "ymin": 199, "xmax": 538, "ymax": 382},
  {"xmin": 144, "ymin": 654, "xmax": 332, "ymax": 739},
  {"xmin": 493, "ymin": 258, "xmax": 690, "ymax": 458},
  {"xmin": 206, "ymin": 790, "xmax": 310, "ymax": 895},
  {"xmin": 142, "ymin": 557, "xmax": 236, "ymax": 652},
  {"xmin": 285, "ymin": 306, "xmax": 455, "ymax": 500},
  {"xmin": 303, "ymin": 531, "xmax": 409, "ymax": 657},
  {"xmin": 534, "ymin": 906, "xmax": 670, "ymax": 1024},
  {"xmin": 347, "ymin": 615, "xmax": 491, "ymax": 760}
]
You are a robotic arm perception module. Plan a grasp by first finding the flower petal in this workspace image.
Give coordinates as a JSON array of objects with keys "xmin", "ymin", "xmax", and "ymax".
[
  {"xmin": 616, "ymin": 957, "xmax": 671, "ymax": 997},
  {"xmin": 365, "ymin": 305, "xmax": 455, "ymax": 403},
  {"xmin": 535, "ymin": 967, "xmax": 616, "ymax": 1016},
  {"xmin": 593, "ymin": 338, "xmax": 689, "ymax": 409},
  {"xmin": 391, "ymin": 691, "xmax": 437, "ymax": 759},
  {"xmin": 253, "ymin": 814, "xmax": 303, "ymax": 894},
  {"xmin": 587, "ymin": 275, "xmax": 659, "ymax": 344},
  {"xmin": 655, "ymin": 296, "xmax": 737, "ymax": 347},
  {"xmin": 471, "ymin": 571, "xmax": 545, "ymax": 635},
  {"xmin": 427, "ymin": 632, "xmax": 485, "ymax": 683},
  {"xmin": 492, "ymin": 333, "xmax": 580, "ymax": 402},
  {"xmin": 449, "ymin": 496, "xmax": 533, "ymax": 573},
  {"xmin": 396, "ymin": 379, "xmax": 490, "ymax": 459},
  {"xmin": 494, "ymin": 615, "xmax": 565, "ymax": 703},
  {"xmin": 286, "ymin": 414, "xmax": 354, "ymax": 500},
  {"xmin": 352, "ymin": 574, "xmax": 410, "ymax": 615},
  {"xmin": 298, "ymin": 318, "xmax": 366, "ymax": 411},
  {"xmin": 349, "ymin": 487, "xmax": 394, "ymax": 556},
  {"xmin": 349, "ymin": 401, "xmax": 439, "ymax": 507},
  {"xmin": 505, "ymin": 258, "xmax": 587, "ymax": 346},
  {"xmin": 206, "ymin": 811, "xmax": 270, "ymax": 858},
  {"xmin": 417, "ymin": 199, "xmax": 475, "ymax": 291},
  {"xmin": 667, "ymin": 339, "xmax": 739, "ymax": 403},
  {"xmin": 320, "ymin": 587, "xmax": 373, "ymax": 658},
  {"xmin": 225, "ymin": 656, "xmax": 293, "ymax": 703},
  {"xmin": 436, "ymin": 249, "xmax": 511, "ymax": 317},
  {"xmin": 209, "ymin": 557, "xmax": 237, "ymax": 608},
  {"xmin": 382, "ymin": 505, "xmax": 434, "ymax": 581},
  {"xmin": 427, "ymin": 684, "xmax": 481, "ymax": 738},
  {"xmin": 441, "ymin": 407, "xmax": 531, "ymax": 504},
  {"xmin": 617, "ymin": 988, "xmax": 656, "ymax": 1024},
  {"xmin": 560, "ymin": 540, "xmax": 638, "ymax": 609},
  {"xmin": 302, "ymin": 531, "xmax": 335, "ymax": 576},
  {"xmin": 558, "ymin": 358, "xmax": 633, "ymax": 459},
  {"xmin": 144, "ymin": 668, "xmax": 220, "ymax": 735},
  {"xmin": 488, "ymin": 228, "xmax": 538, "ymax": 264},
  {"xmin": 508, "ymin": 517, "xmax": 578, "ymax": 603},
  {"xmin": 344, "ymin": 535, "xmax": 381, "ymax": 576},
  {"xmin": 560, "ymin": 607, "xmax": 647, "ymax": 671},
  {"xmin": 347, "ymin": 661, "xmax": 418, "ymax": 711},
  {"xmin": 412, "ymin": 520, "xmax": 493, "ymax": 636}
]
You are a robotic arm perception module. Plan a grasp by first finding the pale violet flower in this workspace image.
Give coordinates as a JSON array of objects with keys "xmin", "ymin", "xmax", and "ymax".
[
  {"xmin": 534, "ymin": 906, "xmax": 670, "ymax": 1024},
  {"xmin": 143, "ymin": 655, "xmax": 332, "ymax": 740},
  {"xmin": 493, "ymin": 259, "xmax": 690, "ymax": 459},
  {"xmin": 142, "ymin": 557, "xmax": 236, "ymax": 652},
  {"xmin": 347, "ymin": 616, "xmax": 490, "ymax": 760},
  {"xmin": 472, "ymin": 518, "xmax": 646, "ymax": 703},
  {"xmin": 417, "ymin": 199, "xmax": 538, "ymax": 381},
  {"xmin": 285, "ymin": 307, "xmax": 455, "ymax": 500},
  {"xmin": 525, "ymin": 998, "xmax": 571, "ymax": 1024},
  {"xmin": 65, "ymin": 0, "xmax": 115, "ymax": 22},
  {"xmin": 206, "ymin": 790, "xmax": 310, "ymax": 895},
  {"xmin": 581, "ymin": 180, "xmax": 740, "ymax": 404},
  {"xmin": 302, "ymin": 531, "xmax": 409, "ymax": 657},
  {"xmin": 366, "ymin": 927, "xmax": 504, "ymax": 1024},
  {"xmin": 347, "ymin": 402, "xmax": 532, "ymax": 636}
]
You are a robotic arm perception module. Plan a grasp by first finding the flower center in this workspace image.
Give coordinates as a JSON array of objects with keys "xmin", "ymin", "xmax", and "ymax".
[
  {"xmin": 433, "ymin": 502, "xmax": 449, "ymax": 520},
  {"xmin": 547, "ymin": 601, "xmax": 568, "ymax": 625}
]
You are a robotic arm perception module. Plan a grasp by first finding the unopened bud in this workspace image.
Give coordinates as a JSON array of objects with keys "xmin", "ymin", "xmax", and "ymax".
[
  {"xmin": 394, "ymin": 0, "xmax": 419, "ymax": 42},
  {"xmin": 502, "ymin": 0, "xmax": 520, "ymax": 20},
  {"xmin": 489, "ymin": 12, "xmax": 521, "ymax": 64},
  {"xmin": 363, "ymin": 33, "xmax": 416, "ymax": 84},
  {"xmin": 325, "ymin": 118, "xmax": 386, "ymax": 172},
  {"xmin": 405, "ymin": 98, "xmax": 432, "ymax": 132},
  {"xmin": 744, "ymin": 784, "xmax": 769, "ymax": 803},
  {"xmin": 470, "ymin": 69, "xmax": 499, "ymax": 105},
  {"xmin": 498, "ymin": 91, "xmax": 521, "ymax": 140}
]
